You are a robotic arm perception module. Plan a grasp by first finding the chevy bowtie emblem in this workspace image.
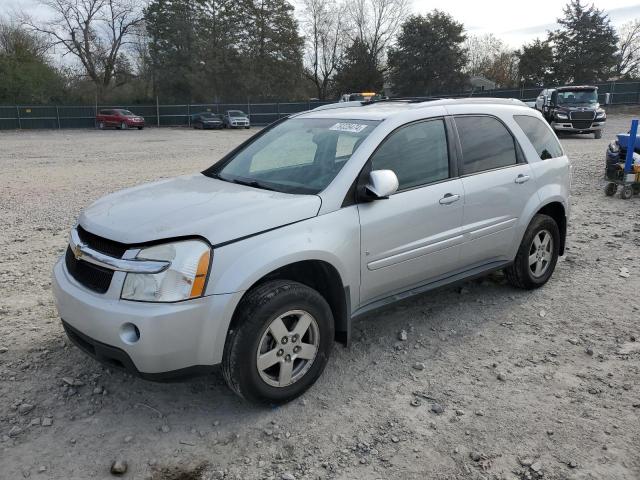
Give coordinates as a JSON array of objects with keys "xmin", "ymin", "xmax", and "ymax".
[{"xmin": 72, "ymin": 244, "xmax": 83, "ymax": 260}]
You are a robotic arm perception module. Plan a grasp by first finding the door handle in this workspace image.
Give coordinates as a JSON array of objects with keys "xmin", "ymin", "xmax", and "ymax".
[
  {"xmin": 439, "ymin": 193, "xmax": 460, "ymax": 205},
  {"xmin": 515, "ymin": 174, "xmax": 531, "ymax": 184}
]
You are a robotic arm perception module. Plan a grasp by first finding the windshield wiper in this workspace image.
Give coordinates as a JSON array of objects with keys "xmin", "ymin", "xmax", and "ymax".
[{"xmin": 221, "ymin": 175, "xmax": 277, "ymax": 192}]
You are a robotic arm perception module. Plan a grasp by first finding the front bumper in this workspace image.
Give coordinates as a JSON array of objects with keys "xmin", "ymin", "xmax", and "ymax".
[
  {"xmin": 52, "ymin": 257, "xmax": 243, "ymax": 376},
  {"xmin": 551, "ymin": 120, "xmax": 605, "ymax": 133}
]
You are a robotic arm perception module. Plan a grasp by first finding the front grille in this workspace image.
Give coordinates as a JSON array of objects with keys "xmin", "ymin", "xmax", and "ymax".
[
  {"xmin": 570, "ymin": 111, "xmax": 595, "ymax": 121},
  {"xmin": 65, "ymin": 246, "xmax": 114, "ymax": 293},
  {"xmin": 77, "ymin": 225, "xmax": 128, "ymax": 258},
  {"xmin": 571, "ymin": 120, "xmax": 593, "ymax": 130}
]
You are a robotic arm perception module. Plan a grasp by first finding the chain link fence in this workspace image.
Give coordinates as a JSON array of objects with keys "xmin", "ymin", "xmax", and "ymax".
[{"xmin": 1, "ymin": 81, "xmax": 638, "ymax": 130}]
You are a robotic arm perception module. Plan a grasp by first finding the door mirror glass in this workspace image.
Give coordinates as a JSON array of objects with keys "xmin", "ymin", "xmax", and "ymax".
[{"xmin": 366, "ymin": 170, "xmax": 399, "ymax": 199}]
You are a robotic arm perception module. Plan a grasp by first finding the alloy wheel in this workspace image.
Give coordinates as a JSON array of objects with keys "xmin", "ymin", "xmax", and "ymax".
[
  {"xmin": 256, "ymin": 310, "xmax": 320, "ymax": 388},
  {"xmin": 528, "ymin": 229, "xmax": 553, "ymax": 278}
]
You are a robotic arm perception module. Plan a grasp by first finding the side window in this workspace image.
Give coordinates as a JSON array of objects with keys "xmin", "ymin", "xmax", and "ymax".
[
  {"xmin": 514, "ymin": 115, "xmax": 563, "ymax": 160},
  {"xmin": 370, "ymin": 119, "xmax": 449, "ymax": 191},
  {"xmin": 455, "ymin": 116, "xmax": 517, "ymax": 175}
]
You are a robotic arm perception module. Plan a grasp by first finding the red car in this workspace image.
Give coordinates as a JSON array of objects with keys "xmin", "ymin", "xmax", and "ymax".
[{"xmin": 96, "ymin": 109, "xmax": 145, "ymax": 130}]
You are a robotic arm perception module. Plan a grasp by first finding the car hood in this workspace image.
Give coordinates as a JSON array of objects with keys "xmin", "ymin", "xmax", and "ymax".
[
  {"xmin": 230, "ymin": 117, "xmax": 248, "ymax": 120},
  {"xmin": 78, "ymin": 174, "xmax": 322, "ymax": 246},
  {"xmin": 556, "ymin": 104, "xmax": 599, "ymax": 113}
]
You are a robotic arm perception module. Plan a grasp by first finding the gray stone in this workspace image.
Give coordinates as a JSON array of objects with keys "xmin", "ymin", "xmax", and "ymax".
[
  {"xmin": 497, "ymin": 372, "xmax": 507, "ymax": 381},
  {"xmin": 412, "ymin": 362, "xmax": 425, "ymax": 371},
  {"xmin": 110, "ymin": 460, "xmax": 128, "ymax": 475},
  {"xmin": 160, "ymin": 424, "xmax": 171, "ymax": 433},
  {"xmin": 18, "ymin": 403, "xmax": 35, "ymax": 415},
  {"xmin": 8, "ymin": 426, "xmax": 22, "ymax": 437},
  {"xmin": 431, "ymin": 403, "xmax": 444, "ymax": 414},
  {"xmin": 42, "ymin": 417, "xmax": 53, "ymax": 427},
  {"xmin": 398, "ymin": 330, "xmax": 408, "ymax": 341},
  {"xmin": 470, "ymin": 451, "xmax": 482, "ymax": 462},
  {"xmin": 282, "ymin": 473, "xmax": 296, "ymax": 480}
]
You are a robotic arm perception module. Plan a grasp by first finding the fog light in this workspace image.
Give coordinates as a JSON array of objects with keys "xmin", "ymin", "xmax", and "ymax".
[{"xmin": 120, "ymin": 323, "xmax": 140, "ymax": 344}]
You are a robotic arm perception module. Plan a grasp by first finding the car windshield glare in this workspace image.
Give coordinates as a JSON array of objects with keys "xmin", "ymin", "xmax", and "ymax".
[
  {"xmin": 229, "ymin": 111, "xmax": 245, "ymax": 116},
  {"xmin": 557, "ymin": 90, "xmax": 597, "ymax": 105},
  {"xmin": 208, "ymin": 117, "xmax": 380, "ymax": 194}
]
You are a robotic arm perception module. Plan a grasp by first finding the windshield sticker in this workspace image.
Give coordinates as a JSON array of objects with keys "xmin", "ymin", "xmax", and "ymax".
[{"xmin": 329, "ymin": 122, "xmax": 368, "ymax": 133}]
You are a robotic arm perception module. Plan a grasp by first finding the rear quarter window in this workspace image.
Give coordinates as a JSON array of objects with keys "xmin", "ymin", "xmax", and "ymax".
[
  {"xmin": 455, "ymin": 116, "xmax": 517, "ymax": 175},
  {"xmin": 514, "ymin": 115, "xmax": 564, "ymax": 160}
]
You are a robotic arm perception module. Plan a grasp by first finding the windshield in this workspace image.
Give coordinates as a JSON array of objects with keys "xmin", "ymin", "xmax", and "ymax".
[
  {"xmin": 207, "ymin": 118, "xmax": 380, "ymax": 194},
  {"xmin": 228, "ymin": 110, "xmax": 245, "ymax": 117},
  {"xmin": 118, "ymin": 110, "xmax": 135, "ymax": 116},
  {"xmin": 556, "ymin": 90, "xmax": 597, "ymax": 105},
  {"xmin": 199, "ymin": 112, "xmax": 219, "ymax": 119}
]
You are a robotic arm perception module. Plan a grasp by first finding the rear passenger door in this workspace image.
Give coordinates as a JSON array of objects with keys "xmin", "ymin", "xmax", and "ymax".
[
  {"xmin": 358, "ymin": 118, "xmax": 465, "ymax": 304},
  {"xmin": 454, "ymin": 115, "xmax": 538, "ymax": 268}
]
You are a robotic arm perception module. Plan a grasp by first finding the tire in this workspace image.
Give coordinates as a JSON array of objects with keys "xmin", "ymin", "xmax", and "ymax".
[
  {"xmin": 621, "ymin": 185, "xmax": 634, "ymax": 200},
  {"xmin": 120, "ymin": 122, "xmax": 127, "ymax": 130},
  {"xmin": 594, "ymin": 130, "xmax": 603, "ymax": 139},
  {"xmin": 505, "ymin": 214, "xmax": 560, "ymax": 290},
  {"xmin": 245, "ymin": 126, "xmax": 250, "ymax": 129},
  {"xmin": 222, "ymin": 280, "xmax": 334, "ymax": 405},
  {"xmin": 138, "ymin": 126, "xmax": 144, "ymax": 130},
  {"xmin": 604, "ymin": 183, "xmax": 617, "ymax": 196}
]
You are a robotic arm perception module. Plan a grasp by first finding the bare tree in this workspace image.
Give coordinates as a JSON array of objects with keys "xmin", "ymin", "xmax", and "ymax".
[
  {"xmin": 344, "ymin": 0, "xmax": 409, "ymax": 70},
  {"xmin": 23, "ymin": 0, "xmax": 144, "ymax": 98},
  {"xmin": 464, "ymin": 33, "xmax": 504, "ymax": 76},
  {"xmin": 615, "ymin": 20, "xmax": 640, "ymax": 78},
  {"xmin": 301, "ymin": 0, "xmax": 345, "ymax": 99}
]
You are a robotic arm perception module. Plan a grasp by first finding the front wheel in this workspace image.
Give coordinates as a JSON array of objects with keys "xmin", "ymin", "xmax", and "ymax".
[
  {"xmin": 222, "ymin": 280, "xmax": 334, "ymax": 405},
  {"xmin": 137, "ymin": 126, "xmax": 144, "ymax": 130},
  {"xmin": 505, "ymin": 214, "xmax": 560, "ymax": 289},
  {"xmin": 604, "ymin": 182, "xmax": 617, "ymax": 196}
]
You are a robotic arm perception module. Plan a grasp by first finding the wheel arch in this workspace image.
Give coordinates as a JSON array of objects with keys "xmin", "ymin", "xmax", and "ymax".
[
  {"xmin": 535, "ymin": 201, "xmax": 567, "ymax": 255},
  {"xmin": 228, "ymin": 259, "xmax": 351, "ymax": 346}
]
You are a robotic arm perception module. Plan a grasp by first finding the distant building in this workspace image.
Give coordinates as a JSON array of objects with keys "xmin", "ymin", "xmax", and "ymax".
[{"xmin": 468, "ymin": 76, "xmax": 496, "ymax": 92}]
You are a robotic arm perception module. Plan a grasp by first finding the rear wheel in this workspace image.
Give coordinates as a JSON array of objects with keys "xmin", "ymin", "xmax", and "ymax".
[
  {"xmin": 222, "ymin": 280, "xmax": 334, "ymax": 405},
  {"xmin": 505, "ymin": 214, "xmax": 560, "ymax": 290},
  {"xmin": 621, "ymin": 185, "xmax": 634, "ymax": 200}
]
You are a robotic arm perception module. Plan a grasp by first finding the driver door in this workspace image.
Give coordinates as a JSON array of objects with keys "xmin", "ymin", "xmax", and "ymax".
[{"xmin": 357, "ymin": 118, "xmax": 465, "ymax": 305}]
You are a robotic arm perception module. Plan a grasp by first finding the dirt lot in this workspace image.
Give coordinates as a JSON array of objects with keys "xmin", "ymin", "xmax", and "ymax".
[{"xmin": 1, "ymin": 114, "xmax": 639, "ymax": 480}]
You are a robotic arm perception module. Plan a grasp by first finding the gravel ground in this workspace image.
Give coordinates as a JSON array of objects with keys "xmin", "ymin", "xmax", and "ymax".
[{"xmin": 1, "ymin": 115, "xmax": 639, "ymax": 480}]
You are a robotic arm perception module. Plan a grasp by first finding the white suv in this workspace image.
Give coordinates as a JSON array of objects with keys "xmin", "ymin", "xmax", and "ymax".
[{"xmin": 53, "ymin": 99, "xmax": 571, "ymax": 404}]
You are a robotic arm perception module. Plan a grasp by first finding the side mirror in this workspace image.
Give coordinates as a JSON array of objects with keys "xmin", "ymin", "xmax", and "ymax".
[{"xmin": 366, "ymin": 170, "xmax": 399, "ymax": 199}]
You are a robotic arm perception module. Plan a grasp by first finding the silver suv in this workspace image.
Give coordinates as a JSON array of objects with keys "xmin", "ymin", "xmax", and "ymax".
[{"xmin": 53, "ymin": 99, "xmax": 571, "ymax": 404}]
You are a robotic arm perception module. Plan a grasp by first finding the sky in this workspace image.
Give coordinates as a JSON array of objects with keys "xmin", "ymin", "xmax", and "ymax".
[
  {"xmin": 2, "ymin": 0, "xmax": 640, "ymax": 49},
  {"xmin": 411, "ymin": 0, "xmax": 640, "ymax": 47}
]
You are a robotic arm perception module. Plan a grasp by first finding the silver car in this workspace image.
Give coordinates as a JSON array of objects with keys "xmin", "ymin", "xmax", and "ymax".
[
  {"xmin": 223, "ymin": 110, "xmax": 250, "ymax": 129},
  {"xmin": 52, "ymin": 99, "xmax": 571, "ymax": 404}
]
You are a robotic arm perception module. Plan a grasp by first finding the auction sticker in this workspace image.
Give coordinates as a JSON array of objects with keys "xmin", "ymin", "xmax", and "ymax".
[{"xmin": 329, "ymin": 122, "xmax": 368, "ymax": 133}]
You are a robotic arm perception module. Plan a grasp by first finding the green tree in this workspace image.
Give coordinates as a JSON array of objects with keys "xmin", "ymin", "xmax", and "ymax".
[
  {"xmin": 517, "ymin": 39, "xmax": 555, "ymax": 87},
  {"xmin": 387, "ymin": 11, "xmax": 466, "ymax": 96},
  {"xmin": 550, "ymin": 0, "xmax": 618, "ymax": 84},
  {"xmin": 0, "ymin": 21, "xmax": 64, "ymax": 104},
  {"xmin": 333, "ymin": 38, "xmax": 384, "ymax": 95},
  {"xmin": 237, "ymin": 0, "xmax": 305, "ymax": 101}
]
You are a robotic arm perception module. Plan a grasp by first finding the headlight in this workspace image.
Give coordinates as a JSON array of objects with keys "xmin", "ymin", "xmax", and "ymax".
[
  {"xmin": 556, "ymin": 113, "xmax": 569, "ymax": 120},
  {"xmin": 608, "ymin": 141, "xmax": 619, "ymax": 153},
  {"xmin": 121, "ymin": 240, "xmax": 211, "ymax": 302},
  {"xmin": 596, "ymin": 110, "xmax": 606, "ymax": 120}
]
